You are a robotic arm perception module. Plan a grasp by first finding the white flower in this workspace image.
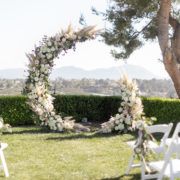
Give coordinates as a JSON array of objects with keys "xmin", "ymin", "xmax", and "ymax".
[
  {"xmin": 55, "ymin": 115, "xmax": 62, "ymax": 121},
  {"xmin": 34, "ymin": 77, "xmax": 39, "ymax": 82},
  {"xmin": 118, "ymin": 107, "xmax": 123, "ymax": 112},
  {"xmin": 77, "ymin": 36, "xmax": 82, "ymax": 40},
  {"xmin": 40, "ymin": 54, "xmax": 45, "ymax": 58},
  {"xmin": 57, "ymin": 123, "xmax": 63, "ymax": 132},
  {"xmin": 126, "ymin": 90, "xmax": 131, "ymax": 95},
  {"xmin": 128, "ymin": 102, "xmax": 133, "ymax": 107},
  {"xmin": 122, "ymin": 92, "xmax": 126, "ymax": 97},
  {"xmin": 47, "ymin": 48, "xmax": 51, "ymax": 53},
  {"xmin": 123, "ymin": 110, "xmax": 128, "ymax": 115},
  {"xmin": 35, "ymin": 71, "xmax": 39, "ymax": 77},
  {"xmin": 125, "ymin": 117, "xmax": 131, "ymax": 125},
  {"xmin": 135, "ymin": 120, "xmax": 145, "ymax": 130},
  {"xmin": 123, "ymin": 97, "xmax": 128, "ymax": 102},
  {"xmin": 36, "ymin": 107, "xmax": 43, "ymax": 116},
  {"xmin": 44, "ymin": 64, "xmax": 50, "ymax": 69},
  {"xmin": 40, "ymin": 67, "xmax": 45, "ymax": 73},
  {"xmin": 71, "ymin": 34, "xmax": 77, "ymax": 40},
  {"xmin": 37, "ymin": 81, "xmax": 44, "ymax": 87},
  {"xmin": 46, "ymin": 53, "xmax": 53, "ymax": 59},
  {"xmin": 62, "ymin": 38, "xmax": 66, "ymax": 42},
  {"xmin": 115, "ymin": 114, "xmax": 120, "ymax": 119},
  {"xmin": 51, "ymin": 47, "xmax": 55, "ymax": 52},
  {"xmin": 41, "ymin": 46, "xmax": 48, "ymax": 53},
  {"xmin": 28, "ymin": 84, "xmax": 34, "ymax": 90},
  {"xmin": 115, "ymin": 126, "xmax": 119, "ymax": 130},
  {"xmin": 48, "ymin": 119, "xmax": 56, "ymax": 129},
  {"xmin": 119, "ymin": 118, "xmax": 123, "ymax": 123},
  {"xmin": 63, "ymin": 120, "xmax": 74, "ymax": 130},
  {"xmin": 109, "ymin": 116, "xmax": 115, "ymax": 122},
  {"xmin": 118, "ymin": 123, "xmax": 124, "ymax": 130},
  {"xmin": 47, "ymin": 41, "xmax": 52, "ymax": 47},
  {"xmin": 115, "ymin": 120, "xmax": 120, "ymax": 124},
  {"xmin": 35, "ymin": 60, "xmax": 39, "ymax": 65}
]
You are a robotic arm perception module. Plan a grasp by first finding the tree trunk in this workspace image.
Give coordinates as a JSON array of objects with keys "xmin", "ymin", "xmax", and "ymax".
[
  {"xmin": 158, "ymin": 0, "xmax": 180, "ymax": 98},
  {"xmin": 163, "ymin": 48, "xmax": 180, "ymax": 98}
]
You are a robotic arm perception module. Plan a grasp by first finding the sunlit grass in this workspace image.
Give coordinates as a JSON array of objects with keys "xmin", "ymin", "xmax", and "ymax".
[{"xmin": 0, "ymin": 126, "xmax": 141, "ymax": 180}]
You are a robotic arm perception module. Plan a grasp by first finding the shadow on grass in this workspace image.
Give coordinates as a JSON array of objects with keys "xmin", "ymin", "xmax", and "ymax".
[
  {"xmin": 11, "ymin": 126, "xmax": 51, "ymax": 135},
  {"xmin": 10, "ymin": 126, "xmax": 136, "ymax": 142},
  {"xmin": 100, "ymin": 173, "xmax": 140, "ymax": 180},
  {"xmin": 46, "ymin": 132, "xmax": 121, "ymax": 141}
]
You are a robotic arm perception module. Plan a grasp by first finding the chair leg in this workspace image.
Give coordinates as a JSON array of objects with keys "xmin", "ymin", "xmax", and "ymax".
[
  {"xmin": 125, "ymin": 153, "xmax": 135, "ymax": 175},
  {"xmin": 141, "ymin": 162, "xmax": 145, "ymax": 180},
  {"xmin": 0, "ymin": 150, "xmax": 9, "ymax": 177}
]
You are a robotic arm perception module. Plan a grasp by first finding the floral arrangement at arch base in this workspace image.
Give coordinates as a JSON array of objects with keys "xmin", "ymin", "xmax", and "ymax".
[
  {"xmin": 0, "ymin": 117, "xmax": 12, "ymax": 134},
  {"xmin": 25, "ymin": 25, "xmax": 98, "ymax": 132},
  {"xmin": 100, "ymin": 75, "xmax": 156, "ymax": 170},
  {"xmin": 100, "ymin": 75, "xmax": 156, "ymax": 133}
]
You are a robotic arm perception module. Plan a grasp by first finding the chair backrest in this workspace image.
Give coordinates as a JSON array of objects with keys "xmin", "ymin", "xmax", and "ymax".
[
  {"xmin": 170, "ymin": 122, "xmax": 180, "ymax": 141},
  {"xmin": 146, "ymin": 123, "xmax": 173, "ymax": 146},
  {"xmin": 158, "ymin": 122, "xmax": 180, "ymax": 180}
]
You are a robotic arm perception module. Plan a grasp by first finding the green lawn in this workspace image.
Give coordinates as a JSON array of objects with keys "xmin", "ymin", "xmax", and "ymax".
[{"xmin": 0, "ymin": 127, "xmax": 141, "ymax": 180}]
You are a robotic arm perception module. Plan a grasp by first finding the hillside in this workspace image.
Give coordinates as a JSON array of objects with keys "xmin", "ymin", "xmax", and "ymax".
[{"xmin": 0, "ymin": 65, "xmax": 162, "ymax": 80}]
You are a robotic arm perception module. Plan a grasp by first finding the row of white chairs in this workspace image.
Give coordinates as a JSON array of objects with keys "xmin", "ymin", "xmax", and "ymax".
[{"xmin": 126, "ymin": 122, "xmax": 180, "ymax": 180}]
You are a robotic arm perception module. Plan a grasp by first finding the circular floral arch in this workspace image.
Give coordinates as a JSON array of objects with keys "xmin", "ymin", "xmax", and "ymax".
[
  {"xmin": 25, "ymin": 25, "xmax": 154, "ymax": 168},
  {"xmin": 25, "ymin": 25, "xmax": 97, "ymax": 132}
]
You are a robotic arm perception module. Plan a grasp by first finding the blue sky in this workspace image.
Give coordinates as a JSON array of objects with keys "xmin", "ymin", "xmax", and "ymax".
[{"xmin": 0, "ymin": 0, "xmax": 169, "ymax": 78}]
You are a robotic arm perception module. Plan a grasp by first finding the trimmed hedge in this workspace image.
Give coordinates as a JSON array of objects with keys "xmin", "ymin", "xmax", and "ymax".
[
  {"xmin": 54, "ymin": 95, "xmax": 121, "ymax": 122},
  {"xmin": 143, "ymin": 97, "xmax": 180, "ymax": 125},
  {"xmin": 0, "ymin": 96, "xmax": 35, "ymax": 125},
  {"xmin": 0, "ymin": 95, "xmax": 179, "ymax": 126}
]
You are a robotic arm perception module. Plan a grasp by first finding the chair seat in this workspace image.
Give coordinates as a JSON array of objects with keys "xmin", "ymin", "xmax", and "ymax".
[
  {"xmin": 149, "ymin": 159, "xmax": 180, "ymax": 178},
  {"xmin": 127, "ymin": 140, "xmax": 158, "ymax": 148},
  {"xmin": 166, "ymin": 138, "xmax": 180, "ymax": 146},
  {"xmin": 126, "ymin": 140, "xmax": 164, "ymax": 153},
  {"xmin": 0, "ymin": 143, "xmax": 8, "ymax": 150}
]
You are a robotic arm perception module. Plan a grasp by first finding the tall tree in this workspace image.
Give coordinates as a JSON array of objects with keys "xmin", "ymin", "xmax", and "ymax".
[{"xmin": 94, "ymin": 0, "xmax": 180, "ymax": 98}]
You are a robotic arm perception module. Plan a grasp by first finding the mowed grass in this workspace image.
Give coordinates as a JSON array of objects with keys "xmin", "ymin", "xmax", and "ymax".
[{"xmin": 0, "ymin": 126, "xmax": 141, "ymax": 180}]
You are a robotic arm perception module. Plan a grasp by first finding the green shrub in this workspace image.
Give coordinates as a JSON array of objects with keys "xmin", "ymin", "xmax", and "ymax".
[
  {"xmin": 0, "ymin": 95, "xmax": 179, "ymax": 126},
  {"xmin": 142, "ymin": 97, "xmax": 180, "ymax": 125},
  {"xmin": 0, "ymin": 96, "xmax": 35, "ymax": 126},
  {"xmin": 54, "ymin": 95, "xmax": 121, "ymax": 122}
]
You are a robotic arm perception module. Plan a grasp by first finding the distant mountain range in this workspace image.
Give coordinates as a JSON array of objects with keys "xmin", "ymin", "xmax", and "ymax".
[{"xmin": 0, "ymin": 65, "xmax": 161, "ymax": 80}]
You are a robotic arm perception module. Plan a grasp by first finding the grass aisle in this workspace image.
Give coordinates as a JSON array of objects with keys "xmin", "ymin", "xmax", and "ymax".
[{"xmin": 1, "ymin": 127, "xmax": 140, "ymax": 180}]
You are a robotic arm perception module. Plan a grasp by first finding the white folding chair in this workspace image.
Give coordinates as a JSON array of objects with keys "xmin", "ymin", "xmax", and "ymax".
[
  {"xmin": 141, "ymin": 122, "xmax": 180, "ymax": 180},
  {"xmin": 0, "ymin": 143, "xmax": 9, "ymax": 177},
  {"xmin": 165, "ymin": 124, "xmax": 180, "ymax": 159},
  {"xmin": 165, "ymin": 126, "xmax": 180, "ymax": 147},
  {"xmin": 125, "ymin": 123, "xmax": 173, "ymax": 175}
]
